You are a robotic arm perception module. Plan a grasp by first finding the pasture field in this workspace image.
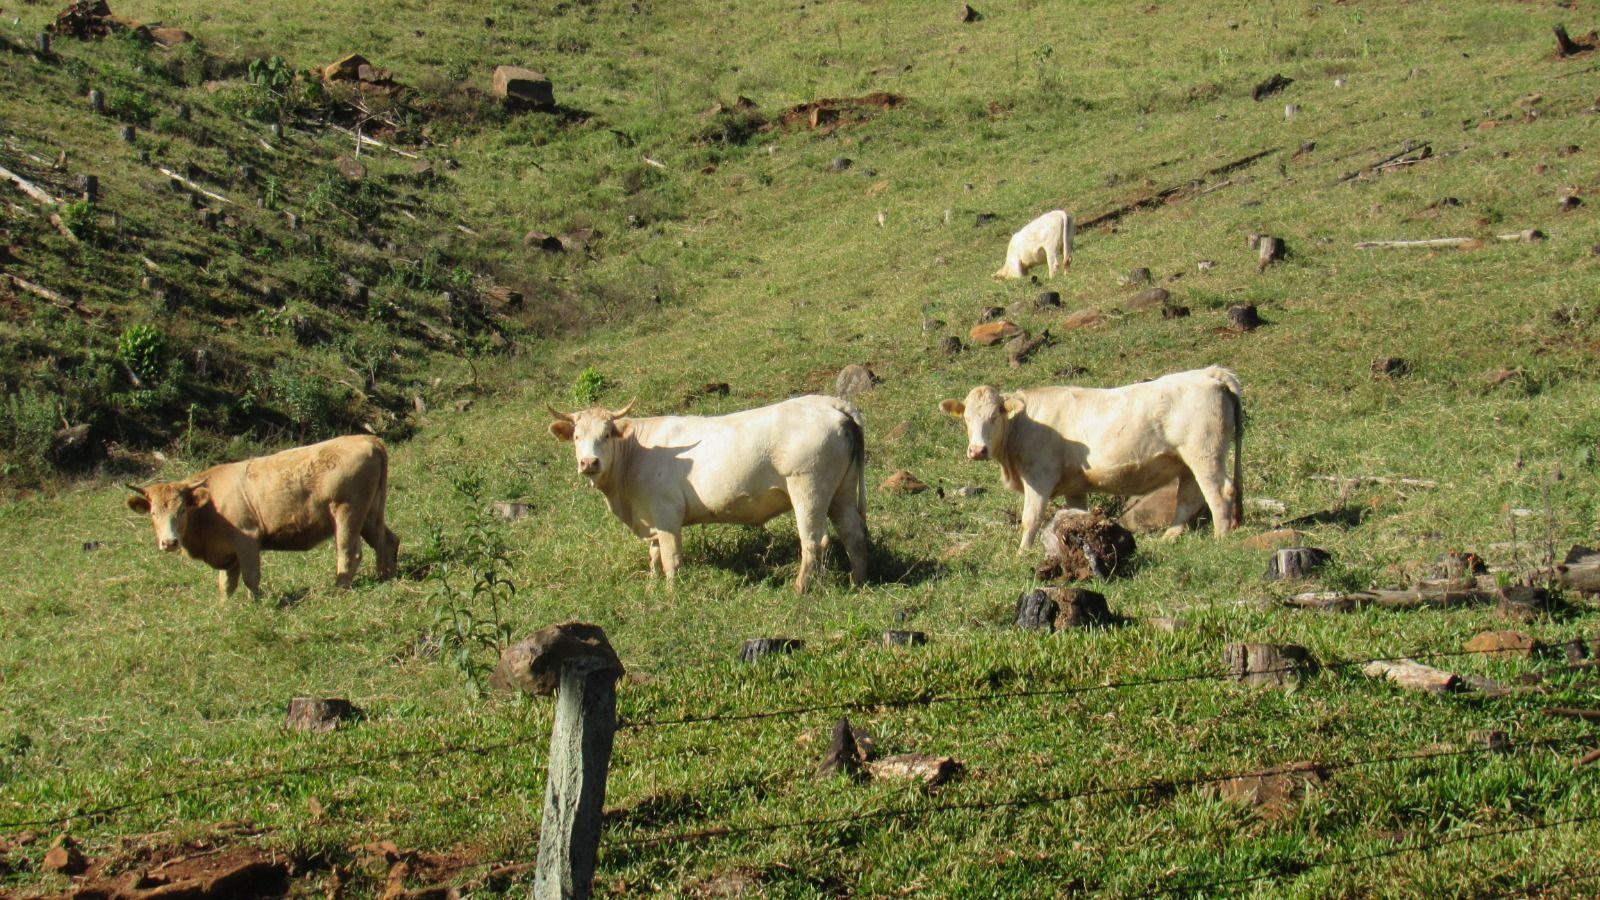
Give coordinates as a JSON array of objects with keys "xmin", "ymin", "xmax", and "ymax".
[{"xmin": 4, "ymin": 0, "xmax": 1600, "ymax": 895}]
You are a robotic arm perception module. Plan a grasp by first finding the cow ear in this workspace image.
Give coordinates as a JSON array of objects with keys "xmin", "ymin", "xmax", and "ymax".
[
  {"xmin": 125, "ymin": 494, "xmax": 151, "ymax": 514},
  {"xmin": 938, "ymin": 399, "xmax": 965, "ymax": 418},
  {"xmin": 548, "ymin": 420, "xmax": 575, "ymax": 441},
  {"xmin": 1003, "ymin": 397, "xmax": 1025, "ymax": 417},
  {"xmin": 613, "ymin": 418, "xmax": 633, "ymax": 438},
  {"xmin": 187, "ymin": 485, "xmax": 211, "ymax": 508}
]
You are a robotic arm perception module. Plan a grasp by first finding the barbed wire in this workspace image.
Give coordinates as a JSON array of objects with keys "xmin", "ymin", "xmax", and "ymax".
[
  {"xmin": 1158, "ymin": 810, "xmax": 1600, "ymax": 896},
  {"xmin": 0, "ymin": 728, "xmax": 541, "ymax": 831},
  {"xmin": 607, "ymin": 733, "xmax": 1592, "ymax": 848},
  {"xmin": 619, "ymin": 641, "xmax": 1599, "ymax": 730},
  {"xmin": 1491, "ymin": 866, "xmax": 1600, "ymax": 898}
]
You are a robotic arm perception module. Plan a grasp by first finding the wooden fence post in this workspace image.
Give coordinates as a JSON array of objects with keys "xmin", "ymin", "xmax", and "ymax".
[{"xmin": 533, "ymin": 656, "xmax": 621, "ymax": 900}]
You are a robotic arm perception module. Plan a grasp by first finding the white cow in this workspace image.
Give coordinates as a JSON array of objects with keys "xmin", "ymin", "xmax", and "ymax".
[
  {"xmin": 994, "ymin": 209, "xmax": 1074, "ymax": 280},
  {"xmin": 938, "ymin": 367, "xmax": 1242, "ymax": 552},
  {"xmin": 548, "ymin": 395, "xmax": 869, "ymax": 593}
]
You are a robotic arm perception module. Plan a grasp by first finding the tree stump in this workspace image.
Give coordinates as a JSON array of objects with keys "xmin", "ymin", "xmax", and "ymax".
[
  {"xmin": 1554, "ymin": 24, "xmax": 1592, "ymax": 57},
  {"xmin": 738, "ymin": 638, "xmax": 803, "ymax": 662},
  {"xmin": 1496, "ymin": 585, "xmax": 1557, "ymax": 621},
  {"xmin": 882, "ymin": 630, "xmax": 928, "ymax": 647},
  {"xmin": 36, "ymin": 31, "xmax": 51, "ymax": 55},
  {"xmin": 1371, "ymin": 357, "xmax": 1409, "ymax": 378},
  {"xmin": 78, "ymin": 174, "xmax": 98, "ymax": 202},
  {"xmin": 269, "ymin": 123, "xmax": 284, "ymax": 140},
  {"xmin": 1121, "ymin": 267, "xmax": 1152, "ymax": 287},
  {"xmin": 1256, "ymin": 236, "xmax": 1284, "ymax": 270},
  {"xmin": 1037, "ymin": 290, "xmax": 1061, "ymax": 308},
  {"xmin": 815, "ymin": 717, "xmax": 868, "ymax": 781},
  {"xmin": 1053, "ymin": 587, "xmax": 1112, "ymax": 628},
  {"xmin": 1227, "ymin": 304, "xmax": 1264, "ymax": 331},
  {"xmin": 1263, "ymin": 547, "xmax": 1330, "ymax": 581},
  {"xmin": 88, "ymin": 89, "xmax": 104, "ymax": 114},
  {"xmin": 176, "ymin": 103, "xmax": 191, "ymax": 121},
  {"xmin": 937, "ymin": 335, "xmax": 962, "ymax": 355},
  {"xmin": 118, "ymin": 124, "xmax": 135, "ymax": 143},
  {"xmin": 1224, "ymin": 642, "xmax": 1316, "ymax": 687},
  {"xmin": 1014, "ymin": 590, "xmax": 1058, "ymax": 631},
  {"xmin": 286, "ymin": 697, "xmax": 359, "ymax": 732},
  {"xmin": 1471, "ymin": 730, "xmax": 1510, "ymax": 753}
]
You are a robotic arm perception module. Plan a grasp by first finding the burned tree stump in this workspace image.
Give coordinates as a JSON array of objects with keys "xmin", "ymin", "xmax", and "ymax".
[
  {"xmin": 815, "ymin": 717, "xmax": 868, "ymax": 781},
  {"xmin": 882, "ymin": 630, "xmax": 928, "ymax": 647},
  {"xmin": 1263, "ymin": 547, "xmax": 1330, "ymax": 581},
  {"xmin": 1362, "ymin": 658, "xmax": 1459, "ymax": 694},
  {"xmin": 738, "ymin": 638, "xmax": 804, "ymax": 662},
  {"xmin": 118, "ymin": 124, "xmax": 135, "ymax": 143},
  {"xmin": 1037, "ymin": 290, "xmax": 1061, "ymax": 308},
  {"xmin": 1014, "ymin": 589, "xmax": 1058, "ymax": 631},
  {"xmin": 1371, "ymin": 357, "xmax": 1409, "ymax": 378},
  {"xmin": 1255, "ymin": 236, "xmax": 1284, "ymax": 271},
  {"xmin": 1496, "ymin": 585, "xmax": 1558, "ymax": 621},
  {"xmin": 1225, "ymin": 642, "xmax": 1316, "ymax": 687},
  {"xmin": 1038, "ymin": 509, "xmax": 1137, "ymax": 581},
  {"xmin": 1017, "ymin": 587, "xmax": 1114, "ymax": 632},
  {"xmin": 1227, "ymin": 304, "xmax": 1264, "ymax": 331},
  {"xmin": 78, "ymin": 174, "xmax": 98, "ymax": 202},
  {"xmin": 1554, "ymin": 24, "xmax": 1593, "ymax": 58},
  {"xmin": 88, "ymin": 88, "xmax": 104, "ymax": 114},
  {"xmin": 286, "ymin": 697, "xmax": 359, "ymax": 732}
]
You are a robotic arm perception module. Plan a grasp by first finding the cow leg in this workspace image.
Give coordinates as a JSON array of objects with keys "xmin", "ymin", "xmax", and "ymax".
[
  {"xmin": 217, "ymin": 561, "xmax": 240, "ymax": 600},
  {"xmin": 361, "ymin": 514, "xmax": 398, "ymax": 581},
  {"xmin": 828, "ymin": 501, "xmax": 870, "ymax": 588},
  {"xmin": 791, "ymin": 486, "xmax": 830, "ymax": 594},
  {"xmin": 1182, "ymin": 449, "xmax": 1235, "ymax": 538},
  {"xmin": 647, "ymin": 538, "xmax": 662, "ymax": 577},
  {"xmin": 333, "ymin": 504, "xmax": 362, "ymax": 588},
  {"xmin": 1017, "ymin": 477, "xmax": 1054, "ymax": 555},
  {"xmin": 655, "ymin": 529, "xmax": 682, "ymax": 580},
  {"xmin": 237, "ymin": 546, "xmax": 263, "ymax": 599},
  {"xmin": 1163, "ymin": 472, "xmax": 1208, "ymax": 541},
  {"xmin": 1045, "ymin": 242, "xmax": 1060, "ymax": 278}
]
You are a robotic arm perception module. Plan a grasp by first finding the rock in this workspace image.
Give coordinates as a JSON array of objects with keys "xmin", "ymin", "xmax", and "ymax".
[
  {"xmin": 974, "ymin": 212, "xmax": 998, "ymax": 226},
  {"xmin": 1197, "ymin": 259, "xmax": 1216, "ymax": 273},
  {"xmin": 738, "ymin": 638, "xmax": 803, "ymax": 663},
  {"xmin": 816, "ymin": 717, "xmax": 868, "ymax": 780},
  {"xmin": 1161, "ymin": 304, "xmax": 1191, "ymax": 319},
  {"xmin": 147, "ymin": 26, "xmax": 192, "ymax": 46},
  {"xmin": 492, "ymin": 500, "xmax": 531, "ymax": 521},
  {"xmin": 1120, "ymin": 267, "xmax": 1152, "ymax": 287},
  {"xmin": 937, "ymin": 335, "xmax": 963, "ymax": 355},
  {"xmin": 969, "ymin": 321, "xmax": 1022, "ymax": 346},
  {"xmin": 1227, "ymin": 304, "xmax": 1264, "ymax": 331},
  {"xmin": 1006, "ymin": 330, "xmax": 1049, "ymax": 368},
  {"xmin": 830, "ymin": 156, "xmax": 853, "ymax": 172},
  {"xmin": 1242, "ymin": 529, "xmax": 1305, "ymax": 551},
  {"xmin": 1061, "ymin": 309, "xmax": 1105, "ymax": 330},
  {"xmin": 881, "ymin": 470, "xmax": 929, "ymax": 494},
  {"xmin": 489, "ymin": 622, "xmax": 623, "ymax": 695},
  {"xmin": 1558, "ymin": 144, "xmax": 1582, "ymax": 157},
  {"xmin": 954, "ymin": 486, "xmax": 984, "ymax": 498},
  {"xmin": 1036, "ymin": 290, "xmax": 1061, "ymax": 308},
  {"xmin": 1251, "ymin": 73, "xmax": 1294, "ymax": 101},
  {"xmin": 1126, "ymin": 287, "xmax": 1170, "ymax": 311},
  {"xmin": 524, "ymin": 231, "xmax": 565, "ymax": 252},
  {"xmin": 834, "ymin": 363, "xmax": 880, "ymax": 399},
  {"xmin": 1560, "ymin": 194, "xmax": 1582, "ymax": 212},
  {"xmin": 1118, "ymin": 480, "xmax": 1199, "ymax": 533},
  {"xmin": 285, "ymin": 698, "xmax": 359, "ymax": 733},
  {"xmin": 1147, "ymin": 616, "xmax": 1188, "ymax": 633},
  {"xmin": 977, "ymin": 305, "xmax": 1006, "ymax": 322},
  {"xmin": 1037, "ymin": 509, "xmax": 1137, "ymax": 581},
  {"xmin": 955, "ymin": 3, "xmax": 981, "ymax": 22},
  {"xmin": 1464, "ymin": 630, "xmax": 1540, "ymax": 659},
  {"xmin": 882, "ymin": 630, "xmax": 928, "ymax": 647},
  {"xmin": 492, "ymin": 65, "xmax": 554, "ymax": 109},
  {"xmin": 334, "ymin": 156, "xmax": 366, "ymax": 180},
  {"xmin": 1371, "ymin": 357, "xmax": 1409, "ymax": 378},
  {"xmin": 1264, "ymin": 547, "xmax": 1330, "ymax": 581},
  {"xmin": 42, "ymin": 835, "xmax": 87, "ymax": 876},
  {"xmin": 868, "ymin": 753, "xmax": 962, "ymax": 786},
  {"xmin": 1205, "ymin": 762, "xmax": 1321, "ymax": 819},
  {"xmin": 322, "ymin": 53, "xmax": 371, "ymax": 81}
]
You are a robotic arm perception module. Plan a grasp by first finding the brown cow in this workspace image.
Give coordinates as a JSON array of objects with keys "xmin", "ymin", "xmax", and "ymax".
[{"xmin": 124, "ymin": 435, "xmax": 398, "ymax": 599}]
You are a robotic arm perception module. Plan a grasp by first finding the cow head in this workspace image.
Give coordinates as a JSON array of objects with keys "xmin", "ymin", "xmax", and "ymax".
[
  {"xmin": 548, "ymin": 400, "xmax": 635, "ymax": 481},
  {"xmin": 125, "ymin": 481, "xmax": 210, "ymax": 552},
  {"xmin": 938, "ymin": 386, "xmax": 1022, "ymax": 461}
]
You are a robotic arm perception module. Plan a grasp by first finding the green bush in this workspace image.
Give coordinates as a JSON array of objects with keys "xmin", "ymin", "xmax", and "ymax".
[
  {"xmin": 105, "ymin": 87, "xmax": 158, "ymax": 125},
  {"xmin": 267, "ymin": 360, "xmax": 351, "ymax": 435},
  {"xmin": 116, "ymin": 323, "xmax": 167, "ymax": 385},
  {"xmin": 56, "ymin": 200, "xmax": 96, "ymax": 240},
  {"xmin": 573, "ymin": 367, "xmax": 609, "ymax": 406},
  {"xmin": 0, "ymin": 391, "xmax": 60, "ymax": 483},
  {"xmin": 214, "ymin": 82, "xmax": 282, "ymax": 123}
]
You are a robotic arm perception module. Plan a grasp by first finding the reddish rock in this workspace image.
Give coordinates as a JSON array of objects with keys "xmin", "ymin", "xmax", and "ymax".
[
  {"xmin": 880, "ymin": 470, "xmax": 929, "ymax": 494},
  {"xmin": 1060, "ymin": 309, "xmax": 1105, "ymax": 330},
  {"xmin": 1464, "ymin": 630, "xmax": 1540, "ymax": 659},
  {"xmin": 969, "ymin": 320, "xmax": 1022, "ymax": 346}
]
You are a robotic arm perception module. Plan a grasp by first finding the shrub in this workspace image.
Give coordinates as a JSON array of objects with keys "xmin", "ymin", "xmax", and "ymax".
[
  {"xmin": 214, "ymin": 82, "xmax": 282, "ymax": 123},
  {"xmin": 246, "ymin": 55, "xmax": 294, "ymax": 91},
  {"xmin": 56, "ymin": 200, "xmax": 96, "ymax": 240},
  {"xmin": 267, "ymin": 360, "xmax": 351, "ymax": 435},
  {"xmin": 105, "ymin": 87, "xmax": 157, "ymax": 125},
  {"xmin": 572, "ymin": 367, "xmax": 609, "ymax": 406},
  {"xmin": 116, "ymin": 323, "xmax": 167, "ymax": 385},
  {"xmin": 0, "ymin": 390, "xmax": 60, "ymax": 484}
]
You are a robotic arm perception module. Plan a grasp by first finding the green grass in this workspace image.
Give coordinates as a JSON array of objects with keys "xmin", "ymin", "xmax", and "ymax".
[{"xmin": 4, "ymin": 0, "xmax": 1600, "ymax": 895}]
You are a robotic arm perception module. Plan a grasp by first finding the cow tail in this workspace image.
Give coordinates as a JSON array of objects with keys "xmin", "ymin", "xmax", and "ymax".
[
  {"xmin": 839, "ymin": 402, "xmax": 868, "ymax": 521},
  {"xmin": 1062, "ymin": 212, "xmax": 1074, "ymax": 268},
  {"xmin": 1222, "ymin": 380, "xmax": 1243, "ymax": 528}
]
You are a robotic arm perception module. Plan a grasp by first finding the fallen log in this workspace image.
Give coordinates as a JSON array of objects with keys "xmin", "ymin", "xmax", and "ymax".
[
  {"xmin": 1354, "ymin": 231, "xmax": 1545, "ymax": 249},
  {"xmin": 156, "ymin": 165, "xmax": 231, "ymax": 204},
  {"xmin": 1078, "ymin": 147, "xmax": 1278, "ymax": 229},
  {"xmin": 1310, "ymin": 474, "xmax": 1438, "ymax": 487},
  {"xmin": 1284, "ymin": 587, "xmax": 1500, "ymax": 612},
  {"xmin": 1577, "ymin": 747, "xmax": 1600, "ymax": 766},
  {"xmin": 1545, "ymin": 707, "xmax": 1600, "ymax": 722},
  {"xmin": 1362, "ymin": 658, "xmax": 1459, "ymax": 693},
  {"xmin": 0, "ymin": 163, "xmax": 60, "ymax": 205},
  {"xmin": 1335, "ymin": 140, "xmax": 1428, "ymax": 184},
  {"xmin": 327, "ymin": 123, "xmax": 422, "ymax": 159},
  {"xmin": 2, "ymin": 272, "xmax": 74, "ymax": 309}
]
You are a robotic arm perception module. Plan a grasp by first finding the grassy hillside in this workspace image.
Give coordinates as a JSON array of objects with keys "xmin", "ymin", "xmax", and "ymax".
[{"xmin": 4, "ymin": 0, "xmax": 1600, "ymax": 895}]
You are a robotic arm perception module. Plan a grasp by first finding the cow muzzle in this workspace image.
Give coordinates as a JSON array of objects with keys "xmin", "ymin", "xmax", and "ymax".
[
  {"xmin": 159, "ymin": 537, "xmax": 180, "ymax": 552},
  {"xmin": 967, "ymin": 445, "xmax": 989, "ymax": 461},
  {"xmin": 578, "ymin": 457, "xmax": 601, "ymax": 476}
]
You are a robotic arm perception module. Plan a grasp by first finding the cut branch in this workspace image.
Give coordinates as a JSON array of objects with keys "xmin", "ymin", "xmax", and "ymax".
[
  {"xmin": 1310, "ymin": 474, "xmax": 1438, "ymax": 487},
  {"xmin": 1284, "ymin": 587, "xmax": 1499, "ymax": 612},
  {"xmin": 2, "ymin": 272, "xmax": 74, "ymax": 309},
  {"xmin": 156, "ymin": 166, "xmax": 231, "ymax": 204},
  {"xmin": 327, "ymin": 123, "xmax": 421, "ymax": 159},
  {"xmin": 1363, "ymin": 658, "xmax": 1460, "ymax": 693},
  {"xmin": 1334, "ymin": 140, "xmax": 1429, "ymax": 184},
  {"xmin": 1079, "ymin": 147, "xmax": 1278, "ymax": 229},
  {"xmin": 0, "ymin": 163, "xmax": 60, "ymax": 205},
  {"xmin": 1354, "ymin": 231, "xmax": 1546, "ymax": 250}
]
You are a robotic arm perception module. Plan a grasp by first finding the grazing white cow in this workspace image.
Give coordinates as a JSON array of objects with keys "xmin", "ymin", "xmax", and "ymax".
[
  {"xmin": 994, "ymin": 209, "xmax": 1074, "ymax": 281},
  {"xmin": 938, "ymin": 367, "xmax": 1242, "ymax": 551},
  {"xmin": 548, "ymin": 395, "xmax": 869, "ymax": 593}
]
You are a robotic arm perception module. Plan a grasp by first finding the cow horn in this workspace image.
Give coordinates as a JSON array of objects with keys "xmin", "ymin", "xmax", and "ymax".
[
  {"xmin": 123, "ymin": 482, "xmax": 148, "ymax": 496},
  {"xmin": 547, "ymin": 405, "xmax": 575, "ymax": 423},
  {"xmin": 611, "ymin": 398, "xmax": 636, "ymax": 419}
]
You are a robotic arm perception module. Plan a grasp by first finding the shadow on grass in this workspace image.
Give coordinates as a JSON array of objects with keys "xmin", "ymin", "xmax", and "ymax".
[{"xmin": 693, "ymin": 526, "xmax": 944, "ymax": 589}]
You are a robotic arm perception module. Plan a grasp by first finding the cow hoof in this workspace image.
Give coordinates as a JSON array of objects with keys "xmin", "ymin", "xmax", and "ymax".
[{"xmin": 1161, "ymin": 526, "xmax": 1188, "ymax": 542}]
